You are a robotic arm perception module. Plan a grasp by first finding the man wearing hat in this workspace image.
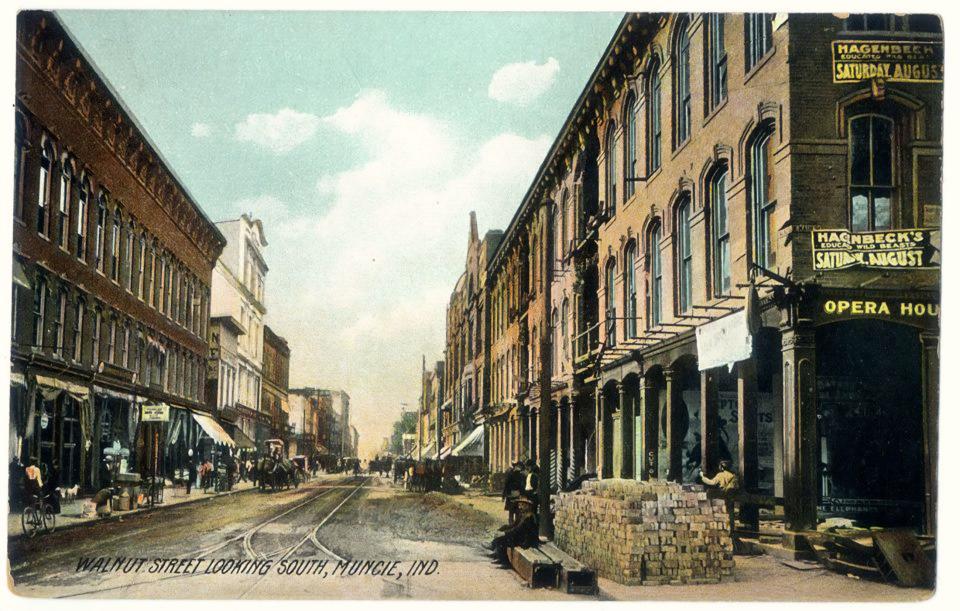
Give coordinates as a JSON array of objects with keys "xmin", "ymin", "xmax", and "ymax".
[
  {"xmin": 501, "ymin": 461, "xmax": 525, "ymax": 525},
  {"xmin": 485, "ymin": 496, "xmax": 540, "ymax": 566}
]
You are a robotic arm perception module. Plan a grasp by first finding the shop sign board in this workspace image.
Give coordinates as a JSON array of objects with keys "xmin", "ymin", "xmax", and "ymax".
[
  {"xmin": 141, "ymin": 403, "xmax": 170, "ymax": 422},
  {"xmin": 812, "ymin": 228, "xmax": 938, "ymax": 271},
  {"xmin": 832, "ymin": 40, "xmax": 944, "ymax": 83},
  {"xmin": 820, "ymin": 297, "xmax": 940, "ymax": 323}
]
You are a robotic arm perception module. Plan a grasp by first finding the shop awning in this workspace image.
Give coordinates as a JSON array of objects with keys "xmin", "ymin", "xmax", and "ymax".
[
  {"xmin": 94, "ymin": 385, "xmax": 146, "ymax": 403},
  {"xmin": 35, "ymin": 375, "xmax": 88, "ymax": 401},
  {"xmin": 439, "ymin": 445, "xmax": 452, "ymax": 460},
  {"xmin": 232, "ymin": 427, "xmax": 256, "ymax": 449},
  {"xmin": 13, "ymin": 260, "xmax": 31, "ymax": 289},
  {"xmin": 419, "ymin": 441, "xmax": 436, "ymax": 458},
  {"xmin": 191, "ymin": 411, "xmax": 236, "ymax": 447},
  {"xmin": 452, "ymin": 425, "xmax": 484, "ymax": 457}
]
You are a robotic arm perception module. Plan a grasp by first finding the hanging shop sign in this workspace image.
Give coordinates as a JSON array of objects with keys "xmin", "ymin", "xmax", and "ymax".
[
  {"xmin": 141, "ymin": 403, "xmax": 171, "ymax": 422},
  {"xmin": 695, "ymin": 310, "xmax": 753, "ymax": 371},
  {"xmin": 812, "ymin": 228, "xmax": 939, "ymax": 271},
  {"xmin": 832, "ymin": 40, "xmax": 944, "ymax": 83}
]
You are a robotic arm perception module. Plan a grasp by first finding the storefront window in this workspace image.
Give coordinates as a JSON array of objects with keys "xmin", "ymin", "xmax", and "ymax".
[{"xmin": 849, "ymin": 114, "xmax": 894, "ymax": 231}]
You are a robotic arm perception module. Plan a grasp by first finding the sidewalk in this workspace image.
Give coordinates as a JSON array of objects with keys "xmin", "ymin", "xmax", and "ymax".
[
  {"xmin": 8, "ymin": 478, "xmax": 259, "ymax": 540},
  {"xmin": 437, "ymin": 485, "xmax": 929, "ymax": 601}
]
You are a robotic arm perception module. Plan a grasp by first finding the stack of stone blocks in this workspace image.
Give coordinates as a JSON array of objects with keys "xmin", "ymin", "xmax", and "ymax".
[{"xmin": 553, "ymin": 479, "xmax": 735, "ymax": 585}]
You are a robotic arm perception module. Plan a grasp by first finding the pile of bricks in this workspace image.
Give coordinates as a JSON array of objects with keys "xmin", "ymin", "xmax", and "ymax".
[{"xmin": 553, "ymin": 479, "xmax": 734, "ymax": 585}]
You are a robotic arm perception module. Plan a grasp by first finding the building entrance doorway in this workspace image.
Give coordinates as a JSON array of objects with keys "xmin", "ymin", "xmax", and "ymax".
[{"xmin": 816, "ymin": 320, "xmax": 924, "ymax": 529}]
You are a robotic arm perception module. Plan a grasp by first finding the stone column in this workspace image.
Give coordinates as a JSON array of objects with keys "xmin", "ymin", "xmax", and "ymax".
[
  {"xmin": 737, "ymin": 359, "xmax": 759, "ymax": 530},
  {"xmin": 612, "ymin": 383, "xmax": 623, "ymax": 479},
  {"xmin": 664, "ymin": 369, "xmax": 682, "ymax": 482},
  {"xmin": 921, "ymin": 332, "xmax": 939, "ymax": 536},
  {"xmin": 781, "ymin": 325, "xmax": 818, "ymax": 534},
  {"xmin": 594, "ymin": 386, "xmax": 604, "ymax": 478},
  {"xmin": 568, "ymin": 400, "xmax": 578, "ymax": 481},
  {"xmin": 700, "ymin": 369, "xmax": 719, "ymax": 476}
]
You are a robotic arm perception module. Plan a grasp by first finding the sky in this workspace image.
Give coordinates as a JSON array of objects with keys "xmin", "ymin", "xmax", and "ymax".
[{"xmin": 57, "ymin": 10, "xmax": 623, "ymax": 458}]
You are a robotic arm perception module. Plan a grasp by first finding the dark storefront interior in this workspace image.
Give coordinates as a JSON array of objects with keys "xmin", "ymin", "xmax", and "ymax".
[{"xmin": 816, "ymin": 320, "xmax": 924, "ymax": 529}]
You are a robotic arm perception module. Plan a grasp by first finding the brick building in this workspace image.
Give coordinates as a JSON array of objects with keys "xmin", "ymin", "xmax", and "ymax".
[
  {"xmin": 262, "ymin": 325, "xmax": 291, "ymax": 442},
  {"xmin": 11, "ymin": 11, "xmax": 227, "ymax": 492},
  {"xmin": 416, "ymin": 358, "xmax": 444, "ymax": 459},
  {"xmin": 434, "ymin": 12, "xmax": 941, "ymax": 547},
  {"xmin": 442, "ymin": 212, "xmax": 501, "ymax": 458}
]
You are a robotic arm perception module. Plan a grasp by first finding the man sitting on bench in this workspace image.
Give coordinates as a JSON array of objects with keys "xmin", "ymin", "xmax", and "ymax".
[{"xmin": 485, "ymin": 496, "xmax": 539, "ymax": 566}]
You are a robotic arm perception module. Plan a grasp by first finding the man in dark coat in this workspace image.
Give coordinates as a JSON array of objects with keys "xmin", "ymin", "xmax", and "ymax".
[
  {"xmin": 485, "ymin": 497, "xmax": 540, "ymax": 565},
  {"xmin": 501, "ymin": 461, "xmax": 525, "ymax": 524},
  {"xmin": 186, "ymin": 452, "xmax": 197, "ymax": 495}
]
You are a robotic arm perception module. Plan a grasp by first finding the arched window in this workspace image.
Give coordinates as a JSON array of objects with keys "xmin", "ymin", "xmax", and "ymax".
[
  {"xmin": 676, "ymin": 196, "xmax": 693, "ymax": 313},
  {"xmin": 32, "ymin": 275, "xmax": 46, "ymax": 349},
  {"xmin": 605, "ymin": 122, "xmax": 618, "ymax": 216},
  {"xmin": 126, "ymin": 221, "xmax": 136, "ymax": 291},
  {"xmin": 91, "ymin": 307, "xmax": 102, "ymax": 365},
  {"xmin": 14, "ymin": 114, "xmax": 27, "ymax": 221},
  {"xmin": 561, "ymin": 189, "xmax": 569, "ymax": 257},
  {"xmin": 561, "ymin": 297, "xmax": 570, "ymax": 358},
  {"xmin": 648, "ymin": 223, "xmax": 663, "ymax": 327},
  {"xmin": 552, "ymin": 307, "xmax": 560, "ymax": 372},
  {"xmin": 57, "ymin": 157, "xmax": 72, "ymax": 249},
  {"xmin": 673, "ymin": 18, "xmax": 692, "ymax": 146},
  {"xmin": 37, "ymin": 139, "xmax": 53, "ymax": 236},
  {"xmin": 53, "ymin": 287, "xmax": 67, "ymax": 356},
  {"xmin": 94, "ymin": 192, "xmax": 107, "ymax": 272},
  {"xmin": 137, "ymin": 233, "xmax": 146, "ymax": 299},
  {"xmin": 750, "ymin": 126, "xmax": 776, "ymax": 268},
  {"xmin": 72, "ymin": 296, "xmax": 85, "ymax": 363},
  {"xmin": 76, "ymin": 176, "xmax": 89, "ymax": 261},
  {"xmin": 849, "ymin": 114, "xmax": 894, "ymax": 231},
  {"xmin": 710, "ymin": 166, "xmax": 731, "ymax": 294},
  {"xmin": 111, "ymin": 209, "xmax": 122, "ymax": 282},
  {"xmin": 706, "ymin": 14, "xmax": 727, "ymax": 111},
  {"xmin": 624, "ymin": 241, "xmax": 637, "ymax": 338},
  {"xmin": 646, "ymin": 56, "xmax": 662, "ymax": 174},
  {"xmin": 623, "ymin": 93, "xmax": 638, "ymax": 200},
  {"xmin": 605, "ymin": 259, "xmax": 617, "ymax": 346}
]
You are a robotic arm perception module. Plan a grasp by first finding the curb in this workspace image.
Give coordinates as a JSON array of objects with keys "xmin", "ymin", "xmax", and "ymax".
[{"xmin": 9, "ymin": 484, "xmax": 260, "ymax": 541}]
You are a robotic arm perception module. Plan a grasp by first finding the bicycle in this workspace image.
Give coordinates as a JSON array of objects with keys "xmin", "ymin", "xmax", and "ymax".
[{"xmin": 21, "ymin": 492, "xmax": 56, "ymax": 537}]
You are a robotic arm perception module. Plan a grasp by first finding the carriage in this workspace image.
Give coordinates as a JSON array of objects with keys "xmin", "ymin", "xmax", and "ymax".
[{"xmin": 254, "ymin": 439, "xmax": 301, "ymax": 492}]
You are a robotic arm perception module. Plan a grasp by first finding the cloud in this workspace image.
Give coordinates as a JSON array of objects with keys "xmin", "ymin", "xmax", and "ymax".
[
  {"xmin": 190, "ymin": 122, "xmax": 213, "ymax": 138},
  {"xmin": 259, "ymin": 90, "xmax": 550, "ymax": 457},
  {"xmin": 488, "ymin": 57, "xmax": 560, "ymax": 106},
  {"xmin": 234, "ymin": 108, "xmax": 321, "ymax": 154}
]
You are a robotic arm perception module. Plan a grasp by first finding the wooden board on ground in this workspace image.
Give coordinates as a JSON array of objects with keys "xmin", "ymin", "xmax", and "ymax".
[
  {"xmin": 539, "ymin": 542, "xmax": 598, "ymax": 595},
  {"xmin": 507, "ymin": 546, "xmax": 561, "ymax": 589},
  {"xmin": 872, "ymin": 530, "xmax": 934, "ymax": 588}
]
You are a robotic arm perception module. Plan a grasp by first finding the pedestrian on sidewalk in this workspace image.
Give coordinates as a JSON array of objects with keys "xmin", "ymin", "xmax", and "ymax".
[{"xmin": 186, "ymin": 450, "xmax": 197, "ymax": 495}]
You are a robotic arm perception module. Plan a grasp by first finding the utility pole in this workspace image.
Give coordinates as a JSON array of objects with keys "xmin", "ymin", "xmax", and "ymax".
[{"xmin": 538, "ymin": 198, "xmax": 554, "ymax": 538}]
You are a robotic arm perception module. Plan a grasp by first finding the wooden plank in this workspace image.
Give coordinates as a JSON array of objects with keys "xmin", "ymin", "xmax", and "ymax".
[
  {"xmin": 539, "ymin": 542, "xmax": 598, "ymax": 595},
  {"xmin": 508, "ymin": 546, "xmax": 561, "ymax": 589},
  {"xmin": 872, "ymin": 531, "xmax": 934, "ymax": 588}
]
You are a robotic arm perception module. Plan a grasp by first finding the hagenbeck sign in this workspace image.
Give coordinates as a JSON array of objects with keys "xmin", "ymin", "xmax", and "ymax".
[
  {"xmin": 812, "ymin": 228, "xmax": 939, "ymax": 271},
  {"xmin": 832, "ymin": 40, "xmax": 944, "ymax": 83},
  {"xmin": 141, "ymin": 404, "xmax": 170, "ymax": 422}
]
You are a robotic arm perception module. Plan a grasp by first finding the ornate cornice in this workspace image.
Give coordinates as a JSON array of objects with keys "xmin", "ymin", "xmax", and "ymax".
[{"xmin": 17, "ymin": 11, "xmax": 226, "ymax": 265}]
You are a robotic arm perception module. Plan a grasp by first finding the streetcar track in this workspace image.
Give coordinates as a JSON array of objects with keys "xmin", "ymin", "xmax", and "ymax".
[{"xmin": 52, "ymin": 476, "xmax": 367, "ymax": 599}]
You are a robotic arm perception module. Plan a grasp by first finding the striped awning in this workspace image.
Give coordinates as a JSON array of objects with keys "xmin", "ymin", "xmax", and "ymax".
[
  {"xmin": 191, "ymin": 411, "xmax": 236, "ymax": 447},
  {"xmin": 452, "ymin": 425, "xmax": 484, "ymax": 457}
]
